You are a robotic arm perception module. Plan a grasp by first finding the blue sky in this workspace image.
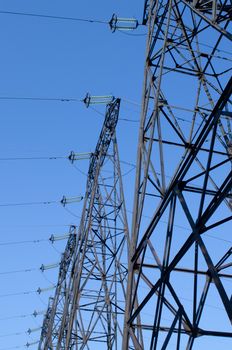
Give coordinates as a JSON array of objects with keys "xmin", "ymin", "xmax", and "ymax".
[
  {"xmin": 0, "ymin": 1, "xmax": 145, "ymax": 348},
  {"xmin": 0, "ymin": 1, "xmax": 231, "ymax": 350}
]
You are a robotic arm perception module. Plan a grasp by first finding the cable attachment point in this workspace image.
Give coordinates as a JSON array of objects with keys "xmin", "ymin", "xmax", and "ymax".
[
  {"xmin": 26, "ymin": 341, "xmax": 39, "ymax": 348},
  {"xmin": 37, "ymin": 285, "xmax": 55, "ymax": 294},
  {"xmin": 49, "ymin": 233, "xmax": 70, "ymax": 243},
  {"xmin": 40, "ymin": 262, "xmax": 60, "ymax": 272},
  {"xmin": 109, "ymin": 14, "xmax": 138, "ymax": 32},
  {"xmin": 83, "ymin": 93, "xmax": 114, "ymax": 107},
  {"xmin": 33, "ymin": 309, "xmax": 44, "ymax": 317},
  {"xmin": 27, "ymin": 327, "xmax": 41, "ymax": 335},
  {"xmin": 60, "ymin": 195, "xmax": 83, "ymax": 207},
  {"xmin": 68, "ymin": 151, "xmax": 91, "ymax": 163}
]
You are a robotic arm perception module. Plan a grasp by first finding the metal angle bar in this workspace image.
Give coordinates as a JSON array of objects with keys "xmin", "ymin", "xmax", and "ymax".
[
  {"xmin": 183, "ymin": 185, "xmax": 232, "ymax": 198},
  {"xmin": 131, "ymin": 0, "xmax": 172, "ymax": 256},
  {"xmin": 160, "ymin": 310, "xmax": 181, "ymax": 350},
  {"xmin": 159, "ymin": 107, "xmax": 189, "ymax": 144},
  {"xmin": 197, "ymin": 120, "xmax": 218, "ymax": 219},
  {"xmin": 130, "ymin": 324, "xmax": 232, "ymax": 338},
  {"xmin": 188, "ymin": 247, "xmax": 232, "ymax": 348},
  {"xmin": 176, "ymin": 186, "xmax": 232, "ymax": 321},
  {"xmin": 201, "ymin": 170, "xmax": 232, "ymax": 223},
  {"xmin": 144, "ymin": 137, "xmax": 229, "ymax": 156},
  {"xmin": 132, "ymin": 76, "xmax": 232, "ymax": 264},
  {"xmin": 136, "ymin": 263, "xmax": 232, "ymax": 278},
  {"xmin": 138, "ymin": 269, "xmax": 190, "ymax": 330},
  {"xmin": 198, "ymin": 329, "xmax": 232, "ymax": 337},
  {"xmin": 128, "ymin": 185, "xmax": 231, "ymax": 326},
  {"xmin": 197, "ymin": 236, "xmax": 232, "ymax": 322},
  {"xmin": 150, "ymin": 195, "xmax": 177, "ymax": 348},
  {"xmin": 181, "ymin": 0, "xmax": 232, "ymax": 40},
  {"xmin": 185, "ymin": 156, "xmax": 232, "ymax": 184}
]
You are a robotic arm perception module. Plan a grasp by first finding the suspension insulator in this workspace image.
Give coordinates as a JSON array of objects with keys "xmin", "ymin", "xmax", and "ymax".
[{"xmin": 109, "ymin": 14, "xmax": 138, "ymax": 32}]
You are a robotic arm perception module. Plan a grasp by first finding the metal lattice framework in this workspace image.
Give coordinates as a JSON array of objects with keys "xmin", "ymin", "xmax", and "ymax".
[
  {"xmin": 123, "ymin": 1, "xmax": 232, "ymax": 349},
  {"xmin": 39, "ymin": 98, "xmax": 130, "ymax": 349},
  {"xmin": 39, "ymin": 225, "xmax": 77, "ymax": 349}
]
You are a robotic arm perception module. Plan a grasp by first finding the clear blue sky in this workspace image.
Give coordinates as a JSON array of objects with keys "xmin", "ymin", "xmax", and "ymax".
[
  {"xmin": 0, "ymin": 1, "xmax": 231, "ymax": 350},
  {"xmin": 0, "ymin": 1, "xmax": 145, "ymax": 348}
]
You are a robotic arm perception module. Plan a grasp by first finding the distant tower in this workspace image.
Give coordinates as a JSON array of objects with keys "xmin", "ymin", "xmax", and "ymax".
[
  {"xmin": 38, "ymin": 225, "xmax": 77, "ymax": 349},
  {"xmin": 123, "ymin": 1, "xmax": 232, "ymax": 349},
  {"xmin": 40, "ymin": 98, "xmax": 130, "ymax": 349}
]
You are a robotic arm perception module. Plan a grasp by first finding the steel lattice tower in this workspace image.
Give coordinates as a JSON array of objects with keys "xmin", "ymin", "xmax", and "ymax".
[
  {"xmin": 39, "ymin": 98, "xmax": 130, "ymax": 349},
  {"xmin": 38, "ymin": 225, "xmax": 77, "ymax": 349},
  {"xmin": 123, "ymin": 1, "xmax": 232, "ymax": 349}
]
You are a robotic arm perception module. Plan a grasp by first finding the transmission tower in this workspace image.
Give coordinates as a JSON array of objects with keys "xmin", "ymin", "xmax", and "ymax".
[
  {"xmin": 123, "ymin": 1, "xmax": 232, "ymax": 349},
  {"xmin": 38, "ymin": 225, "xmax": 77, "ymax": 349},
  {"xmin": 39, "ymin": 98, "xmax": 130, "ymax": 349}
]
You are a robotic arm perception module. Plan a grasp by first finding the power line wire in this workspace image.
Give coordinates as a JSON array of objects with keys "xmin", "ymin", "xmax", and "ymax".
[
  {"xmin": 0, "ymin": 154, "xmax": 89, "ymax": 179},
  {"xmin": 0, "ymin": 290, "xmax": 36, "ymax": 298},
  {"xmin": 118, "ymin": 29, "xmax": 147, "ymax": 37},
  {"xmin": 63, "ymin": 206, "xmax": 81, "ymax": 219},
  {"xmin": 0, "ymin": 239, "xmax": 48, "ymax": 246},
  {"xmin": 0, "ymin": 232, "xmax": 71, "ymax": 247},
  {"xmin": 0, "ymin": 151, "xmax": 91, "ymax": 162},
  {"xmin": 0, "ymin": 311, "xmax": 43, "ymax": 322},
  {"xmin": 0, "ymin": 156, "xmax": 65, "ymax": 161},
  {"xmin": 123, "ymin": 97, "xmax": 231, "ymax": 124},
  {"xmin": 0, "ymin": 95, "xmax": 139, "ymax": 121},
  {"xmin": 0, "ymin": 224, "xmax": 71, "ymax": 228},
  {"xmin": 89, "ymin": 105, "xmax": 139, "ymax": 123},
  {"xmin": 0, "ymin": 346, "xmax": 24, "ymax": 350},
  {"xmin": 0, "ymin": 94, "xmax": 142, "ymax": 125},
  {"xmin": 0, "ymin": 200, "xmax": 58, "ymax": 207},
  {"xmin": 0, "ymin": 285, "xmax": 56, "ymax": 299},
  {"xmin": 0, "ymin": 10, "xmax": 108, "ymax": 25},
  {"xmin": 0, "ymin": 195, "xmax": 83, "ymax": 208},
  {"xmin": 0, "ymin": 268, "xmax": 38, "ymax": 275},
  {"xmin": 0, "ymin": 331, "xmax": 27, "ymax": 339},
  {"xmin": 0, "ymin": 96, "xmax": 80, "ymax": 102},
  {"xmin": 71, "ymin": 163, "xmax": 88, "ymax": 176}
]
